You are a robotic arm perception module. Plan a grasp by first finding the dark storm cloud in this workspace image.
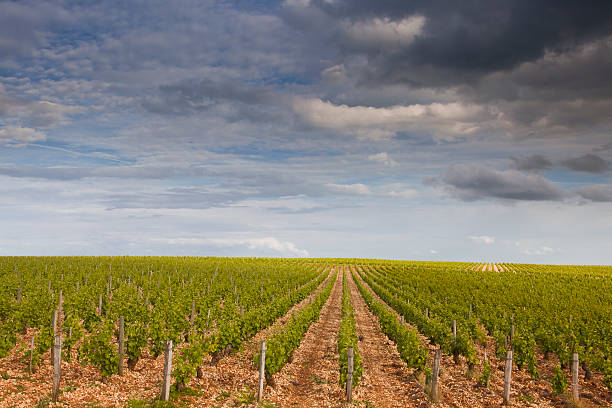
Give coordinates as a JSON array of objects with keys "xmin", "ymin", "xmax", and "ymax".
[
  {"xmin": 509, "ymin": 153, "xmax": 611, "ymax": 174},
  {"xmin": 294, "ymin": 0, "xmax": 612, "ymax": 85},
  {"xmin": 435, "ymin": 164, "xmax": 567, "ymax": 201},
  {"xmin": 432, "ymin": 163, "xmax": 612, "ymax": 203},
  {"xmin": 594, "ymin": 141, "xmax": 612, "ymax": 152},
  {"xmin": 510, "ymin": 155, "xmax": 553, "ymax": 172},
  {"xmin": 575, "ymin": 185, "xmax": 612, "ymax": 202},
  {"xmin": 561, "ymin": 153, "xmax": 610, "ymax": 173}
]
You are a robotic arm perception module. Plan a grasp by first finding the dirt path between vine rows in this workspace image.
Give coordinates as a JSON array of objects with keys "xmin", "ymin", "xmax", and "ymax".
[
  {"xmin": 263, "ymin": 264, "xmax": 344, "ymax": 407},
  {"xmin": 346, "ymin": 265, "xmax": 429, "ymax": 408},
  {"xmin": 184, "ymin": 265, "xmax": 337, "ymax": 407}
]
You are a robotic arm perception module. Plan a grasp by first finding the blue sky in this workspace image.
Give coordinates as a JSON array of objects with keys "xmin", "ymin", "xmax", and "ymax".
[{"xmin": 1, "ymin": 0, "xmax": 612, "ymax": 263}]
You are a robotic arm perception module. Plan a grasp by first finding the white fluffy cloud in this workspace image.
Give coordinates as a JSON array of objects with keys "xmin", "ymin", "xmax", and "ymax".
[
  {"xmin": 0, "ymin": 126, "xmax": 46, "ymax": 145},
  {"xmin": 341, "ymin": 16, "xmax": 425, "ymax": 49},
  {"xmin": 368, "ymin": 152, "xmax": 398, "ymax": 166},
  {"xmin": 523, "ymin": 246, "xmax": 556, "ymax": 256},
  {"xmin": 326, "ymin": 183, "xmax": 372, "ymax": 195},
  {"xmin": 470, "ymin": 235, "xmax": 496, "ymax": 245},
  {"xmin": 0, "ymin": 84, "xmax": 84, "ymax": 127},
  {"xmin": 210, "ymin": 237, "xmax": 309, "ymax": 257},
  {"xmin": 159, "ymin": 236, "xmax": 309, "ymax": 256},
  {"xmin": 292, "ymin": 97, "xmax": 488, "ymax": 140}
]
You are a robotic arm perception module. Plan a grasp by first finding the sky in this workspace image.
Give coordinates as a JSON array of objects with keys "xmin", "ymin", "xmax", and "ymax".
[{"xmin": 1, "ymin": 0, "xmax": 611, "ymax": 263}]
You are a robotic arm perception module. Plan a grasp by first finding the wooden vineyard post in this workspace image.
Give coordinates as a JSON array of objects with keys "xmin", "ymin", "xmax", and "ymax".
[
  {"xmin": 161, "ymin": 340, "xmax": 173, "ymax": 402},
  {"xmin": 452, "ymin": 320, "xmax": 457, "ymax": 339},
  {"xmin": 51, "ymin": 309, "xmax": 58, "ymax": 360},
  {"xmin": 52, "ymin": 335, "xmax": 62, "ymax": 402},
  {"xmin": 190, "ymin": 300, "xmax": 196, "ymax": 327},
  {"xmin": 346, "ymin": 346, "xmax": 354, "ymax": 403},
  {"xmin": 28, "ymin": 336, "xmax": 35, "ymax": 375},
  {"xmin": 98, "ymin": 294, "xmax": 103, "ymax": 316},
  {"xmin": 571, "ymin": 352, "xmax": 579, "ymax": 403},
  {"xmin": 257, "ymin": 341, "xmax": 266, "ymax": 402},
  {"xmin": 58, "ymin": 290, "xmax": 63, "ymax": 323},
  {"xmin": 118, "ymin": 316, "xmax": 125, "ymax": 376},
  {"xmin": 16, "ymin": 287, "xmax": 21, "ymax": 302},
  {"xmin": 240, "ymin": 306, "xmax": 244, "ymax": 318},
  {"xmin": 503, "ymin": 350, "xmax": 513, "ymax": 405},
  {"xmin": 52, "ymin": 309, "xmax": 57, "ymax": 334},
  {"xmin": 483, "ymin": 351, "xmax": 490, "ymax": 387},
  {"xmin": 430, "ymin": 347, "xmax": 441, "ymax": 402}
]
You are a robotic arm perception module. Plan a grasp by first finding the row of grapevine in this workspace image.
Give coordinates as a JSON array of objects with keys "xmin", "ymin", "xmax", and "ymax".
[
  {"xmin": 359, "ymin": 265, "xmax": 479, "ymax": 366},
  {"xmin": 338, "ymin": 266, "xmax": 362, "ymax": 388},
  {"xmin": 172, "ymin": 265, "xmax": 332, "ymax": 390},
  {"xmin": 0, "ymin": 257, "xmax": 328, "ymax": 383},
  {"xmin": 361, "ymin": 261, "xmax": 611, "ymax": 389},
  {"xmin": 351, "ymin": 267, "xmax": 428, "ymax": 371},
  {"xmin": 256, "ymin": 269, "xmax": 338, "ymax": 378}
]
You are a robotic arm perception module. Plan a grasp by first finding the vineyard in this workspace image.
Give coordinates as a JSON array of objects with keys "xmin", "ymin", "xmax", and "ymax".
[{"xmin": 0, "ymin": 257, "xmax": 610, "ymax": 407}]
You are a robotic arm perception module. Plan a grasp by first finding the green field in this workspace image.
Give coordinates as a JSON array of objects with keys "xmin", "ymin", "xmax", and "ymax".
[{"xmin": 0, "ymin": 257, "xmax": 610, "ymax": 407}]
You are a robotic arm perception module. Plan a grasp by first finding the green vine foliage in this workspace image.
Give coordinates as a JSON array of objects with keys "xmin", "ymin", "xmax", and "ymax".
[
  {"xmin": 31, "ymin": 326, "xmax": 54, "ymax": 369},
  {"xmin": 494, "ymin": 330, "xmax": 508, "ymax": 360},
  {"xmin": 604, "ymin": 358, "xmax": 612, "ymax": 389},
  {"xmin": 79, "ymin": 319, "xmax": 118, "ymax": 378},
  {"xmin": 451, "ymin": 333, "xmax": 478, "ymax": 367},
  {"xmin": 513, "ymin": 330, "xmax": 538, "ymax": 378},
  {"xmin": 62, "ymin": 313, "xmax": 83, "ymax": 362},
  {"xmin": 125, "ymin": 320, "xmax": 148, "ymax": 369},
  {"xmin": 478, "ymin": 357, "xmax": 492, "ymax": 387},
  {"xmin": 172, "ymin": 333, "xmax": 217, "ymax": 390},
  {"xmin": 551, "ymin": 365, "xmax": 568, "ymax": 395},
  {"xmin": 0, "ymin": 325, "xmax": 17, "ymax": 358},
  {"xmin": 149, "ymin": 314, "xmax": 169, "ymax": 358}
]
